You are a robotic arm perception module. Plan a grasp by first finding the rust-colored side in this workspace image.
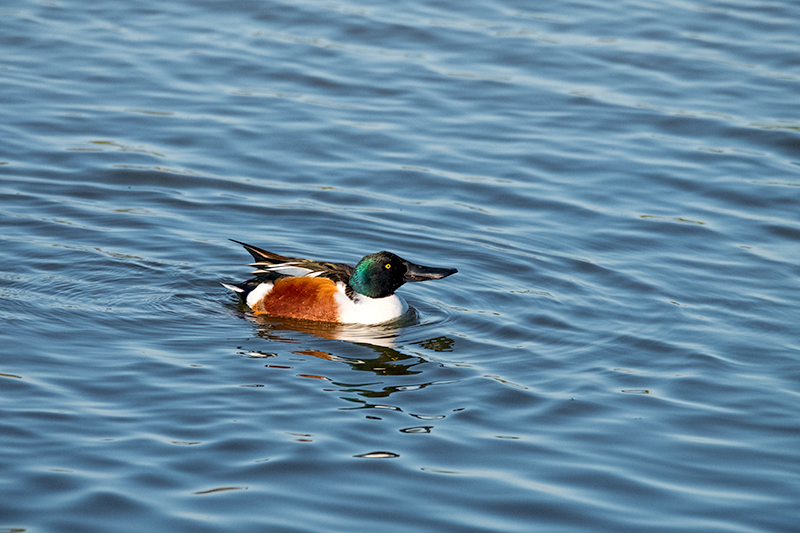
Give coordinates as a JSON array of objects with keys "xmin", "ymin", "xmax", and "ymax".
[{"xmin": 252, "ymin": 277, "xmax": 341, "ymax": 322}]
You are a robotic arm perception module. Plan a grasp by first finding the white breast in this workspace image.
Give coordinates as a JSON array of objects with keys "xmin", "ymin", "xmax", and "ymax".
[{"xmin": 333, "ymin": 282, "xmax": 408, "ymax": 324}]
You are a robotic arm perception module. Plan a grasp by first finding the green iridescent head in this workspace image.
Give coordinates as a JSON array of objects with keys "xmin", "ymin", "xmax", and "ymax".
[{"xmin": 348, "ymin": 251, "xmax": 458, "ymax": 299}]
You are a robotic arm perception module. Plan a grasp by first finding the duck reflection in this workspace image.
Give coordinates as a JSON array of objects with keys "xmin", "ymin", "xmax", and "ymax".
[
  {"xmin": 245, "ymin": 313, "xmax": 449, "ymax": 376},
  {"xmin": 236, "ymin": 302, "xmax": 409, "ymax": 344},
  {"xmin": 292, "ymin": 347, "xmax": 423, "ymax": 376},
  {"xmin": 231, "ymin": 304, "xmax": 458, "ymax": 407},
  {"xmin": 239, "ymin": 310, "xmax": 454, "ymax": 371}
]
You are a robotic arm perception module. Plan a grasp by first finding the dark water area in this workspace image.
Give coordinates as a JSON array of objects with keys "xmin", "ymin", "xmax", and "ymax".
[{"xmin": 2, "ymin": 0, "xmax": 799, "ymax": 531}]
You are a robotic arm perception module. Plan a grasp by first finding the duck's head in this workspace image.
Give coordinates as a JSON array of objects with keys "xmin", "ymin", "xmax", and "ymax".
[{"xmin": 349, "ymin": 251, "xmax": 457, "ymax": 299}]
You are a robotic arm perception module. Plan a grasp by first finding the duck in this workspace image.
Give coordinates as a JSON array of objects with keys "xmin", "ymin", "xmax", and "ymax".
[{"xmin": 223, "ymin": 240, "xmax": 457, "ymax": 324}]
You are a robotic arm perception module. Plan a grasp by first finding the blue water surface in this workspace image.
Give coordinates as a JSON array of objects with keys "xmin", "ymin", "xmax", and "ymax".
[{"xmin": 1, "ymin": 0, "xmax": 799, "ymax": 531}]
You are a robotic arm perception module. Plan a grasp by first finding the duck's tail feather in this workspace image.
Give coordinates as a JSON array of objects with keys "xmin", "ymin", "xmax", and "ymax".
[{"xmin": 229, "ymin": 239, "xmax": 304, "ymax": 265}]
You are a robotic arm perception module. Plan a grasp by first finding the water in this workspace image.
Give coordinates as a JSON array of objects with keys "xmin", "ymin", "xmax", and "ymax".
[{"xmin": 2, "ymin": 0, "xmax": 799, "ymax": 531}]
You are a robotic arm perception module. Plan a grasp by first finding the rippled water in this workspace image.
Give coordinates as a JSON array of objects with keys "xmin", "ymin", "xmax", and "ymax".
[{"xmin": 2, "ymin": 0, "xmax": 799, "ymax": 531}]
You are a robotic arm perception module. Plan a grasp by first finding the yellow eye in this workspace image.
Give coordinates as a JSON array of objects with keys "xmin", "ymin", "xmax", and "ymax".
[{"xmin": 385, "ymin": 263, "xmax": 391, "ymax": 269}]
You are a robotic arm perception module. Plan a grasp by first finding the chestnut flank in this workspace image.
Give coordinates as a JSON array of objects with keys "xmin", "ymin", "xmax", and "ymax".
[{"xmin": 252, "ymin": 277, "xmax": 340, "ymax": 322}]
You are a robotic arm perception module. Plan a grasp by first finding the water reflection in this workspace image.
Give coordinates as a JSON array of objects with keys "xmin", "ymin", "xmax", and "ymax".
[
  {"xmin": 295, "ymin": 346, "xmax": 424, "ymax": 376},
  {"xmin": 233, "ymin": 308, "xmax": 461, "ymax": 407},
  {"xmin": 237, "ymin": 304, "xmax": 410, "ymax": 347},
  {"xmin": 335, "ymin": 378, "xmax": 457, "ymax": 399},
  {"xmin": 247, "ymin": 313, "xmax": 450, "ymax": 377}
]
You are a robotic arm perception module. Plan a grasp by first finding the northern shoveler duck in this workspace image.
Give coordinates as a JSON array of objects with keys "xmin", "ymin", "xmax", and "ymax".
[{"xmin": 224, "ymin": 240, "xmax": 457, "ymax": 324}]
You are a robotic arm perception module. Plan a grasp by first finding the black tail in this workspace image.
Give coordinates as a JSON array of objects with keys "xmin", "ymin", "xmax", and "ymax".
[{"xmin": 229, "ymin": 239, "xmax": 302, "ymax": 265}]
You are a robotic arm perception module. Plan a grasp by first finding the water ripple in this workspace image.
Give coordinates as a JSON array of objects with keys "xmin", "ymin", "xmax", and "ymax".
[{"xmin": 2, "ymin": 0, "xmax": 799, "ymax": 531}]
